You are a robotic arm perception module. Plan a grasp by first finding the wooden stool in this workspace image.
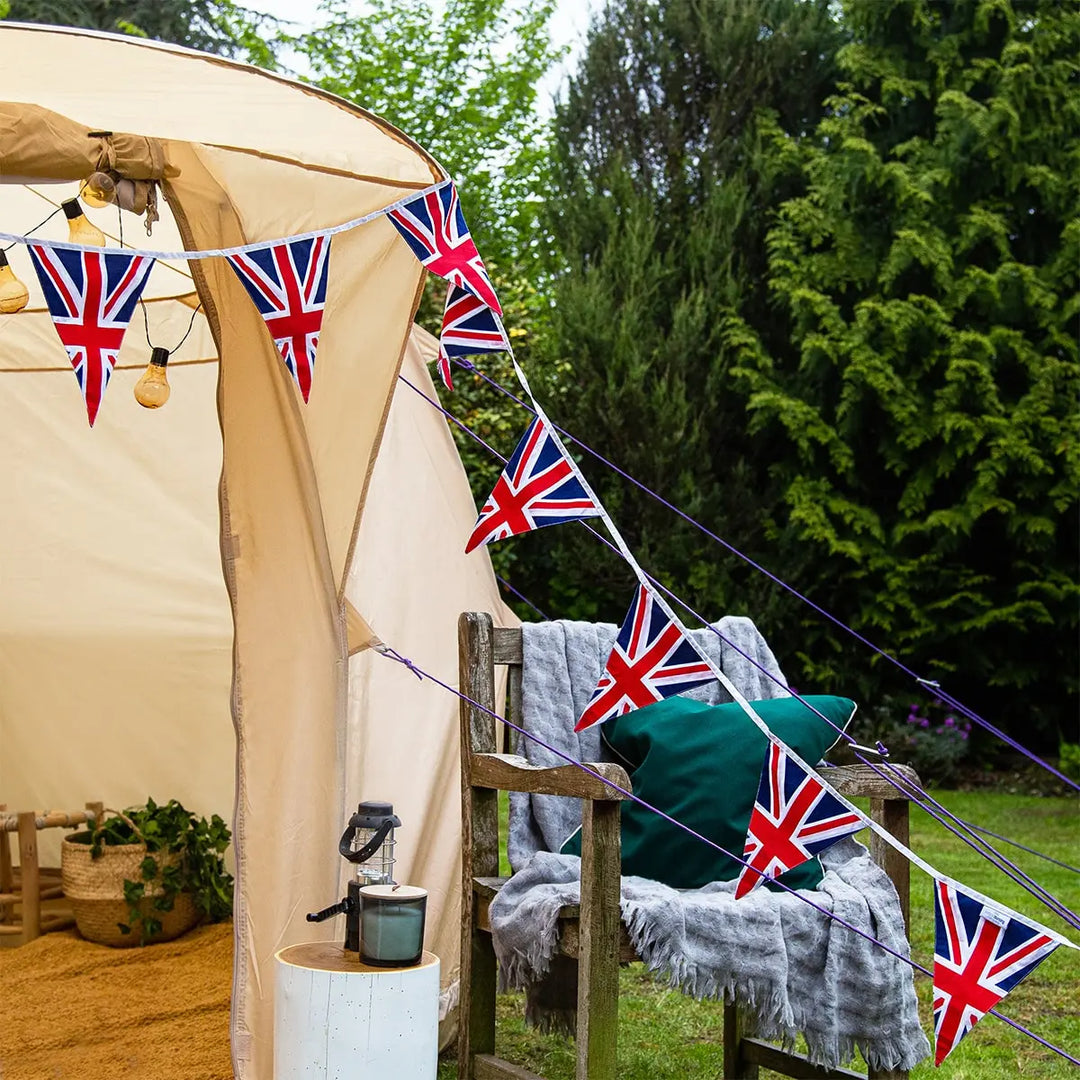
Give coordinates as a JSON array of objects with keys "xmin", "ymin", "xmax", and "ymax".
[
  {"xmin": 274, "ymin": 943, "xmax": 440, "ymax": 1078},
  {"xmin": 0, "ymin": 801, "xmax": 102, "ymax": 945}
]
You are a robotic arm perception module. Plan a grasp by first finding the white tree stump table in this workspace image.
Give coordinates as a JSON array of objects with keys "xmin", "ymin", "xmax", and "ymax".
[{"xmin": 274, "ymin": 942, "xmax": 439, "ymax": 1079}]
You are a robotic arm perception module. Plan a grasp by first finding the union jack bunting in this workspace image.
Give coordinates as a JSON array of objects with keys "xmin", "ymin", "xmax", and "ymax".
[
  {"xmin": 436, "ymin": 283, "xmax": 510, "ymax": 391},
  {"xmin": 932, "ymin": 878, "xmax": 1059, "ymax": 1065},
  {"xmin": 734, "ymin": 742, "xmax": 864, "ymax": 898},
  {"xmin": 28, "ymin": 244, "xmax": 155, "ymax": 426},
  {"xmin": 575, "ymin": 584, "xmax": 716, "ymax": 732},
  {"xmin": 227, "ymin": 236, "xmax": 331, "ymax": 403},
  {"xmin": 465, "ymin": 416, "xmax": 600, "ymax": 554},
  {"xmin": 388, "ymin": 182, "xmax": 502, "ymax": 316}
]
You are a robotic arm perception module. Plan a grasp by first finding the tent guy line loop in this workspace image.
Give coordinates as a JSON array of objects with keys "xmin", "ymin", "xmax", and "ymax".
[
  {"xmin": 0, "ymin": 178, "xmax": 451, "ymax": 261},
  {"xmin": 398, "ymin": 373, "xmax": 1080, "ymax": 931},
  {"xmin": 371, "ymin": 643, "xmax": 1080, "ymax": 1068},
  {"xmin": 455, "ymin": 357, "xmax": 1077, "ymax": 794}
]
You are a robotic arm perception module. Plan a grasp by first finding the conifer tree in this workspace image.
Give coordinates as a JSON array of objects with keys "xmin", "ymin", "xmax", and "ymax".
[
  {"xmin": 724, "ymin": 0, "xmax": 1079, "ymax": 742},
  {"xmin": 518, "ymin": 0, "xmax": 843, "ymax": 623}
]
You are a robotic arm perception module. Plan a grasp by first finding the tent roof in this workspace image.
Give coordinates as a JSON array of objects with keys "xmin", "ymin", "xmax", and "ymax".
[{"xmin": 0, "ymin": 22, "xmax": 441, "ymax": 187}]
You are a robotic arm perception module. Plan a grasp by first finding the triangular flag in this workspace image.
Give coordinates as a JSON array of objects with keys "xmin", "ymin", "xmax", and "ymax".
[
  {"xmin": 734, "ymin": 741, "xmax": 864, "ymax": 898},
  {"xmin": 388, "ymin": 182, "xmax": 502, "ymax": 315},
  {"xmin": 435, "ymin": 282, "xmax": 510, "ymax": 391},
  {"xmin": 28, "ymin": 244, "xmax": 156, "ymax": 427},
  {"xmin": 465, "ymin": 416, "xmax": 601, "ymax": 553},
  {"xmin": 576, "ymin": 584, "xmax": 716, "ymax": 732},
  {"xmin": 932, "ymin": 877, "xmax": 1059, "ymax": 1065},
  {"xmin": 227, "ymin": 235, "xmax": 331, "ymax": 403}
]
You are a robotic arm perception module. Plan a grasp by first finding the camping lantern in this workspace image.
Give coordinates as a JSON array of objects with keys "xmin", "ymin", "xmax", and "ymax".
[
  {"xmin": 307, "ymin": 801, "xmax": 402, "ymax": 952},
  {"xmin": 343, "ymin": 800, "xmax": 401, "ymax": 888}
]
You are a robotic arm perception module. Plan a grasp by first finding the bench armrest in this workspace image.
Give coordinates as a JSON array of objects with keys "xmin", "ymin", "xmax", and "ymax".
[
  {"xmin": 470, "ymin": 753, "xmax": 631, "ymax": 800},
  {"xmin": 818, "ymin": 763, "xmax": 922, "ymax": 799}
]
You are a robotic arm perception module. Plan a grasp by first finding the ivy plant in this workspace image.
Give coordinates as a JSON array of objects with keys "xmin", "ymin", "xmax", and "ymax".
[{"xmin": 83, "ymin": 797, "xmax": 234, "ymax": 944}]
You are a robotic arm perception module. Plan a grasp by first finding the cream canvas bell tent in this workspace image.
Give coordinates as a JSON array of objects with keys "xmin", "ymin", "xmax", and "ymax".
[{"xmin": 0, "ymin": 22, "xmax": 515, "ymax": 1078}]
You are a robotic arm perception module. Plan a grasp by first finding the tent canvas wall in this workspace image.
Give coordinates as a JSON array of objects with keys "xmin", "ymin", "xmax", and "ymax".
[{"xmin": 0, "ymin": 24, "xmax": 515, "ymax": 1077}]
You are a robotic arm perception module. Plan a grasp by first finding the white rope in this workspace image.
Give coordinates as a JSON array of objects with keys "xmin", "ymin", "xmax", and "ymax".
[
  {"xmin": 505, "ymin": 347, "xmax": 1078, "ymax": 953},
  {"xmin": 0, "ymin": 179, "xmax": 450, "ymax": 261}
]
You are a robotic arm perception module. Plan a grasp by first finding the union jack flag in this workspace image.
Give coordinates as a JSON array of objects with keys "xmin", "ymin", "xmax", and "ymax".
[
  {"xmin": 932, "ymin": 878, "xmax": 1058, "ymax": 1065},
  {"xmin": 734, "ymin": 742, "xmax": 864, "ymax": 898},
  {"xmin": 227, "ymin": 236, "xmax": 331, "ymax": 403},
  {"xmin": 388, "ymin": 182, "xmax": 502, "ymax": 316},
  {"xmin": 465, "ymin": 417, "xmax": 599, "ymax": 554},
  {"xmin": 28, "ymin": 244, "xmax": 155, "ymax": 427},
  {"xmin": 575, "ymin": 584, "xmax": 716, "ymax": 732},
  {"xmin": 436, "ymin": 283, "xmax": 510, "ymax": 391}
]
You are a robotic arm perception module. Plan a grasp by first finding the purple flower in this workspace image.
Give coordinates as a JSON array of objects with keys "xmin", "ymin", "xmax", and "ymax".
[
  {"xmin": 944, "ymin": 716, "xmax": 954, "ymax": 727},
  {"xmin": 960, "ymin": 732, "xmax": 968, "ymax": 740},
  {"xmin": 919, "ymin": 718, "xmax": 930, "ymax": 728}
]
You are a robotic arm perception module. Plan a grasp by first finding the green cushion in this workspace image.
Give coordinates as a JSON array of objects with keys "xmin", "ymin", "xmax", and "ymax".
[{"xmin": 560, "ymin": 694, "xmax": 855, "ymax": 890}]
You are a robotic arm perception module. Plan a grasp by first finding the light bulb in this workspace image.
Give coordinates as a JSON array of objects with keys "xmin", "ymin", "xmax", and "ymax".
[
  {"xmin": 62, "ymin": 198, "xmax": 106, "ymax": 247},
  {"xmin": 0, "ymin": 249, "xmax": 30, "ymax": 314},
  {"xmin": 134, "ymin": 347, "xmax": 171, "ymax": 409},
  {"xmin": 80, "ymin": 171, "xmax": 117, "ymax": 209}
]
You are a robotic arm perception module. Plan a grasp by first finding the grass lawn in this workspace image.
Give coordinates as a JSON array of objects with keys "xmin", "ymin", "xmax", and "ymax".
[{"xmin": 439, "ymin": 790, "xmax": 1078, "ymax": 1079}]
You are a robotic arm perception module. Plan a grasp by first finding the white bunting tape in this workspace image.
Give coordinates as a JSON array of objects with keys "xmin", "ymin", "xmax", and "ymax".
[{"xmin": 0, "ymin": 179, "xmax": 450, "ymax": 261}]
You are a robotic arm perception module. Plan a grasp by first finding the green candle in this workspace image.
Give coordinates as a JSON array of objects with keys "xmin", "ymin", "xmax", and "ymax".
[{"xmin": 359, "ymin": 885, "xmax": 427, "ymax": 967}]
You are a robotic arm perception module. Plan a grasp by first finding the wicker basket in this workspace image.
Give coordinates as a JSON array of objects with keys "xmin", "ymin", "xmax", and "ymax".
[{"xmin": 61, "ymin": 813, "xmax": 200, "ymax": 947}]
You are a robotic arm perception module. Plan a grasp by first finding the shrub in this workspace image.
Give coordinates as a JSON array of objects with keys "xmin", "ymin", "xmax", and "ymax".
[
  {"xmin": 853, "ymin": 698, "xmax": 972, "ymax": 787},
  {"xmin": 1059, "ymin": 742, "xmax": 1080, "ymax": 784}
]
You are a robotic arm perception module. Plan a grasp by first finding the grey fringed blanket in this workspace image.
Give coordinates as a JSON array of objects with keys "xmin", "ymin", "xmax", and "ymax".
[
  {"xmin": 508, "ymin": 616, "xmax": 788, "ymax": 870},
  {"xmin": 494, "ymin": 618, "xmax": 930, "ymax": 1072}
]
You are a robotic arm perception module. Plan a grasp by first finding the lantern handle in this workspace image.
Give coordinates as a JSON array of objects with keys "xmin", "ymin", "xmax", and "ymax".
[{"xmin": 339, "ymin": 818, "xmax": 395, "ymax": 864}]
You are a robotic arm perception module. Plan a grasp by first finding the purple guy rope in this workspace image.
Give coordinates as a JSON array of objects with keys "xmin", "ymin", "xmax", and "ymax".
[
  {"xmin": 575, "ymin": 515, "xmax": 1080, "ymax": 932},
  {"xmin": 373, "ymin": 643, "xmax": 1080, "ymax": 1069},
  {"xmin": 459, "ymin": 360, "xmax": 1078, "ymax": 793},
  {"xmin": 960, "ymin": 824, "xmax": 1080, "ymax": 875},
  {"xmin": 397, "ymin": 373, "xmax": 1080, "ymax": 930},
  {"xmin": 419, "ymin": 369, "xmax": 1080, "ymax": 927},
  {"xmin": 497, "ymin": 574, "xmax": 551, "ymax": 621},
  {"xmin": 494, "ymin": 563, "xmax": 1079, "ymax": 879},
  {"xmin": 497, "ymin": 553, "xmax": 1079, "ymax": 878}
]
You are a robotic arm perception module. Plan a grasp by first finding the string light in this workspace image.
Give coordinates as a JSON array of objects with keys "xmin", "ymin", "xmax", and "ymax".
[
  {"xmin": 0, "ymin": 249, "xmax": 29, "ymax": 313},
  {"xmin": 80, "ymin": 171, "xmax": 117, "ymax": 209},
  {"xmin": 133, "ymin": 290, "xmax": 202, "ymax": 411},
  {"xmin": 134, "ymin": 346, "xmax": 171, "ymax": 408},
  {"xmin": 62, "ymin": 198, "xmax": 105, "ymax": 246}
]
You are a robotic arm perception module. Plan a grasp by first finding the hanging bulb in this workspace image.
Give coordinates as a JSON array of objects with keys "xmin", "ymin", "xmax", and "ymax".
[
  {"xmin": 62, "ymin": 198, "xmax": 106, "ymax": 247},
  {"xmin": 80, "ymin": 171, "xmax": 117, "ymax": 209},
  {"xmin": 0, "ymin": 249, "xmax": 30, "ymax": 314},
  {"xmin": 134, "ymin": 347, "xmax": 171, "ymax": 409}
]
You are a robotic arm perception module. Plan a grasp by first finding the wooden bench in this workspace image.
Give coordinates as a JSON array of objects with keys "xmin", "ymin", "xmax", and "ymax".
[
  {"xmin": 0, "ymin": 801, "xmax": 102, "ymax": 945},
  {"xmin": 458, "ymin": 611, "xmax": 922, "ymax": 1080}
]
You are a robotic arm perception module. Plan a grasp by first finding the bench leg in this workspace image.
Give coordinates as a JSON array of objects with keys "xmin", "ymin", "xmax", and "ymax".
[
  {"xmin": 576, "ymin": 799, "xmax": 620, "ymax": 1080},
  {"xmin": 723, "ymin": 1002, "xmax": 760, "ymax": 1079}
]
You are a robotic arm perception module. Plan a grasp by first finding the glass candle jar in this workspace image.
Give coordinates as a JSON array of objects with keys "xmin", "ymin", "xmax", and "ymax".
[{"xmin": 358, "ymin": 885, "xmax": 427, "ymax": 968}]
